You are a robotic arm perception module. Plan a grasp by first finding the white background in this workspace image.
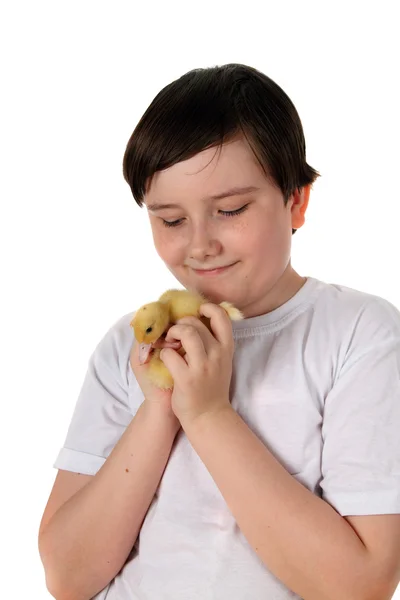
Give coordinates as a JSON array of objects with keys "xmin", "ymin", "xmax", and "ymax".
[{"xmin": 1, "ymin": 1, "xmax": 399, "ymax": 598}]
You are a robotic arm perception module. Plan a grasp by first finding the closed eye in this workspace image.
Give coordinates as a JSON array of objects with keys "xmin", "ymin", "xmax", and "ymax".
[{"xmin": 161, "ymin": 204, "xmax": 249, "ymax": 228}]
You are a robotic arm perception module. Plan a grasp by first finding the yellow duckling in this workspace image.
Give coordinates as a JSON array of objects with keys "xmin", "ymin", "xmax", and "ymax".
[{"xmin": 130, "ymin": 288, "xmax": 243, "ymax": 389}]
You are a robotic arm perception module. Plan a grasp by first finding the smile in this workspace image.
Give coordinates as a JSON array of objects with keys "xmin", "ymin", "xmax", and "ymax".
[{"xmin": 193, "ymin": 262, "xmax": 237, "ymax": 276}]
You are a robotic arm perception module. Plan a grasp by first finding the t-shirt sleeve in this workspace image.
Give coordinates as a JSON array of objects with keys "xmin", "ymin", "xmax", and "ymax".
[
  {"xmin": 52, "ymin": 313, "xmax": 135, "ymax": 475},
  {"xmin": 320, "ymin": 296, "xmax": 400, "ymax": 516}
]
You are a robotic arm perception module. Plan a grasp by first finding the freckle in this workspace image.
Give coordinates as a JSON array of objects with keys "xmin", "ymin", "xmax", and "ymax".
[{"xmin": 125, "ymin": 468, "xmax": 129, "ymax": 472}]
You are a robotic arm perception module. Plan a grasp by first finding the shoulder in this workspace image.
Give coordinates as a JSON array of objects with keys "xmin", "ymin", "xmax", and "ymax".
[
  {"xmin": 312, "ymin": 279, "xmax": 400, "ymax": 337},
  {"xmin": 310, "ymin": 281, "xmax": 400, "ymax": 388},
  {"xmin": 90, "ymin": 310, "xmax": 136, "ymax": 384}
]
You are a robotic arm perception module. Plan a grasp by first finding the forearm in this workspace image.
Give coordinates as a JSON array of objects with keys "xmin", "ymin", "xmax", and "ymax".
[
  {"xmin": 40, "ymin": 401, "xmax": 180, "ymax": 600},
  {"xmin": 182, "ymin": 406, "xmax": 376, "ymax": 600}
]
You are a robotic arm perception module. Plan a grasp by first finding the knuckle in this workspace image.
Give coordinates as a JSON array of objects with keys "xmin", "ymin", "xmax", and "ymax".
[
  {"xmin": 177, "ymin": 316, "xmax": 197, "ymax": 325},
  {"xmin": 185, "ymin": 326, "xmax": 197, "ymax": 337}
]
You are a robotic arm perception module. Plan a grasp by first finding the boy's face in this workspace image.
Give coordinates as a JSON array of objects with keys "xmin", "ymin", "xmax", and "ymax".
[{"xmin": 144, "ymin": 135, "xmax": 309, "ymax": 317}]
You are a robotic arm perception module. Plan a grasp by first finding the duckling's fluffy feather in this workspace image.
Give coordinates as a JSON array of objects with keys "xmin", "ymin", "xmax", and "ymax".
[{"xmin": 130, "ymin": 288, "xmax": 243, "ymax": 389}]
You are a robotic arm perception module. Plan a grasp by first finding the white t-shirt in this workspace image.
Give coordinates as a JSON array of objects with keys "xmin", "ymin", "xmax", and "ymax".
[{"xmin": 53, "ymin": 276, "xmax": 400, "ymax": 599}]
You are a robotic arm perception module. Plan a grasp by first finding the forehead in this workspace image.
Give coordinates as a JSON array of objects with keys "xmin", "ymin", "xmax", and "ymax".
[{"xmin": 145, "ymin": 137, "xmax": 271, "ymax": 205}]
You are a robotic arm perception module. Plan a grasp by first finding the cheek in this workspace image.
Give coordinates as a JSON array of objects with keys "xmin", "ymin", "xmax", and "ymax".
[
  {"xmin": 245, "ymin": 218, "xmax": 290, "ymax": 265},
  {"xmin": 152, "ymin": 229, "xmax": 185, "ymax": 265}
]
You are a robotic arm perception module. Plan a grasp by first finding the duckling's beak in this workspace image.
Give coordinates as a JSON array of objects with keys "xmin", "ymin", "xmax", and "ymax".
[{"xmin": 139, "ymin": 343, "xmax": 153, "ymax": 364}]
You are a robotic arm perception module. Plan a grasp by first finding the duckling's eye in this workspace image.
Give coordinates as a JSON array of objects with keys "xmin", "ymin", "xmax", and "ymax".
[{"xmin": 146, "ymin": 326, "xmax": 153, "ymax": 334}]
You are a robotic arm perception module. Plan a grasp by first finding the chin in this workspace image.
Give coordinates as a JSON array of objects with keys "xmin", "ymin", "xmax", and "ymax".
[{"xmin": 197, "ymin": 282, "xmax": 241, "ymax": 305}]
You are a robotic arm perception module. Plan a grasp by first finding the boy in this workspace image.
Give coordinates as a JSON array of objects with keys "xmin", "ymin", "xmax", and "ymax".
[{"xmin": 39, "ymin": 63, "xmax": 400, "ymax": 600}]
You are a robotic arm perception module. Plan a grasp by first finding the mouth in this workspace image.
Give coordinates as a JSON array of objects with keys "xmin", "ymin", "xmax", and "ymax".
[{"xmin": 193, "ymin": 262, "xmax": 237, "ymax": 276}]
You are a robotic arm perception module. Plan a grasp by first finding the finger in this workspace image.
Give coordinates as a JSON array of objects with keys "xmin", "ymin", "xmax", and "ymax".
[
  {"xmin": 166, "ymin": 316, "xmax": 216, "ymax": 354},
  {"xmin": 164, "ymin": 322, "xmax": 208, "ymax": 365},
  {"xmin": 152, "ymin": 338, "xmax": 182, "ymax": 350},
  {"xmin": 159, "ymin": 345, "xmax": 188, "ymax": 380},
  {"xmin": 198, "ymin": 303, "xmax": 234, "ymax": 349},
  {"xmin": 173, "ymin": 314, "xmax": 215, "ymax": 338}
]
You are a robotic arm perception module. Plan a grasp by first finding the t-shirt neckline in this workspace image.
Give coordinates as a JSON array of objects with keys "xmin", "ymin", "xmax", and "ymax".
[{"xmin": 231, "ymin": 276, "xmax": 320, "ymax": 332}]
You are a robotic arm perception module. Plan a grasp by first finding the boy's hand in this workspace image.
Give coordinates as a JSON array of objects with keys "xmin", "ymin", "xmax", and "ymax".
[
  {"xmin": 159, "ymin": 303, "xmax": 234, "ymax": 427},
  {"xmin": 129, "ymin": 340, "xmax": 181, "ymax": 433}
]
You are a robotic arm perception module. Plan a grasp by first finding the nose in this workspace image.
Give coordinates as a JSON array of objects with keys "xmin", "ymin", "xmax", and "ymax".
[{"xmin": 189, "ymin": 221, "xmax": 222, "ymax": 262}]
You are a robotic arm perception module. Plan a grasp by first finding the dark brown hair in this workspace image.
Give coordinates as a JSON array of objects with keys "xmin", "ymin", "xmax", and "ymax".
[{"xmin": 122, "ymin": 63, "xmax": 320, "ymax": 234}]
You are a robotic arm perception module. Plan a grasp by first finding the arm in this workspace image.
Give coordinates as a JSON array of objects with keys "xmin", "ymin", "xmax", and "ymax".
[
  {"xmin": 39, "ymin": 401, "xmax": 180, "ymax": 600},
  {"xmin": 181, "ymin": 406, "xmax": 386, "ymax": 600}
]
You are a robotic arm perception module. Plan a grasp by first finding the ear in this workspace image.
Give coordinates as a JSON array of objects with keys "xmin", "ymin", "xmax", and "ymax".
[{"xmin": 290, "ymin": 184, "xmax": 311, "ymax": 230}]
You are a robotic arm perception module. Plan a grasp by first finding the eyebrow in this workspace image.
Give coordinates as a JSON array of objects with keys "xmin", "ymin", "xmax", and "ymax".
[{"xmin": 146, "ymin": 185, "xmax": 260, "ymax": 212}]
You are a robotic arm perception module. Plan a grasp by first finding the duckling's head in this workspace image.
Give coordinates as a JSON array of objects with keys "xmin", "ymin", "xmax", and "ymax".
[
  {"xmin": 131, "ymin": 302, "xmax": 170, "ymax": 343},
  {"xmin": 130, "ymin": 302, "xmax": 170, "ymax": 364}
]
